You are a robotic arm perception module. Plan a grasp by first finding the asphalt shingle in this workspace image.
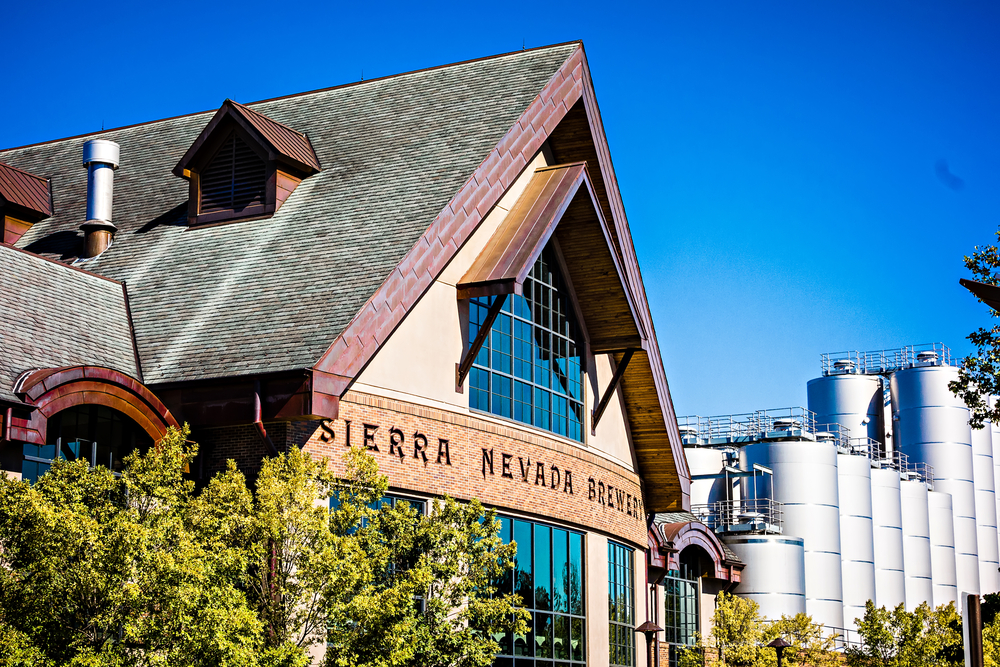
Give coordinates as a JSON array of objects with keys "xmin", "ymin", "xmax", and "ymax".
[
  {"xmin": 2, "ymin": 44, "xmax": 578, "ymax": 388},
  {"xmin": 0, "ymin": 246, "xmax": 137, "ymax": 403}
]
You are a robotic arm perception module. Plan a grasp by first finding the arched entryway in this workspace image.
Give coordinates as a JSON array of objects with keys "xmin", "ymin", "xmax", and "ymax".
[{"xmin": 21, "ymin": 404, "xmax": 155, "ymax": 483}]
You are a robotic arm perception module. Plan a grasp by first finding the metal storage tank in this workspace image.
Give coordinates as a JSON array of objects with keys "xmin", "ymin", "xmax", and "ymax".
[
  {"xmin": 992, "ymin": 414, "xmax": 1000, "ymax": 564},
  {"xmin": 724, "ymin": 535, "xmax": 807, "ymax": 620},
  {"xmin": 808, "ymin": 372, "xmax": 884, "ymax": 444},
  {"xmin": 742, "ymin": 435, "xmax": 844, "ymax": 629},
  {"xmin": 871, "ymin": 464, "xmax": 906, "ymax": 609},
  {"xmin": 928, "ymin": 490, "xmax": 958, "ymax": 607},
  {"xmin": 685, "ymin": 447, "xmax": 730, "ymax": 506},
  {"xmin": 838, "ymin": 449, "xmax": 876, "ymax": 630},
  {"xmin": 892, "ymin": 364, "xmax": 981, "ymax": 595},
  {"xmin": 900, "ymin": 477, "xmax": 933, "ymax": 610},
  {"xmin": 971, "ymin": 422, "xmax": 1000, "ymax": 594}
]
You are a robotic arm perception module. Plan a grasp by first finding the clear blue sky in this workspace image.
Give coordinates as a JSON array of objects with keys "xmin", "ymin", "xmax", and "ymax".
[{"xmin": 4, "ymin": 1, "xmax": 998, "ymax": 417}]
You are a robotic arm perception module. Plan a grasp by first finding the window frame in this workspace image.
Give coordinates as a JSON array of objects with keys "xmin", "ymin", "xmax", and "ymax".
[
  {"xmin": 493, "ymin": 515, "xmax": 587, "ymax": 667},
  {"xmin": 608, "ymin": 540, "xmax": 636, "ymax": 667},
  {"xmin": 468, "ymin": 244, "xmax": 590, "ymax": 443}
]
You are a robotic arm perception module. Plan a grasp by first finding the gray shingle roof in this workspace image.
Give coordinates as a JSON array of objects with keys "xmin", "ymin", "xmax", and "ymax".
[
  {"xmin": 2, "ymin": 44, "xmax": 578, "ymax": 387},
  {"xmin": 0, "ymin": 246, "xmax": 138, "ymax": 403}
]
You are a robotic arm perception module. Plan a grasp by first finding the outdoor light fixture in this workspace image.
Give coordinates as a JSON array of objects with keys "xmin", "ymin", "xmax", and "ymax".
[
  {"xmin": 635, "ymin": 620, "xmax": 663, "ymax": 667},
  {"xmin": 768, "ymin": 638, "xmax": 792, "ymax": 667}
]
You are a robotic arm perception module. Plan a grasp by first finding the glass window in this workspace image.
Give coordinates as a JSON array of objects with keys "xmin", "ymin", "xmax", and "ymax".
[
  {"xmin": 609, "ymin": 541, "xmax": 635, "ymax": 667},
  {"xmin": 22, "ymin": 405, "xmax": 153, "ymax": 484},
  {"xmin": 495, "ymin": 517, "xmax": 586, "ymax": 666},
  {"xmin": 663, "ymin": 566, "xmax": 699, "ymax": 667},
  {"xmin": 470, "ymin": 247, "xmax": 584, "ymax": 442}
]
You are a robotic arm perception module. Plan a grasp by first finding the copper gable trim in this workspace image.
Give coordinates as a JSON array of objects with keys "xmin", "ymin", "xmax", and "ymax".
[
  {"xmin": 0, "ymin": 161, "xmax": 53, "ymax": 219},
  {"xmin": 457, "ymin": 162, "xmax": 586, "ymax": 299},
  {"xmin": 456, "ymin": 161, "xmax": 646, "ymax": 352},
  {"xmin": 172, "ymin": 99, "xmax": 321, "ymax": 178}
]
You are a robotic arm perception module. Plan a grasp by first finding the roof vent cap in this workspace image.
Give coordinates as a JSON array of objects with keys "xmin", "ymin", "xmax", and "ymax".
[{"xmin": 80, "ymin": 139, "xmax": 120, "ymax": 258}]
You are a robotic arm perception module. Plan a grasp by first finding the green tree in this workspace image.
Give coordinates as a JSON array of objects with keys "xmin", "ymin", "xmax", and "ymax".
[
  {"xmin": 845, "ymin": 600, "xmax": 962, "ymax": 667},
  {"xmin": 949, "ymin": 227, "xmax": 1000, "ymax": 427},
  {"xmin": 0, "ymin": 425, "xmax": 263, "ymax": 667},
  {"xmin": 0, "ymin": 430, "xmax": 525, "ymax": 667},
  {"xmin": 678, "ymin": 594, "xmax": 843, "ymax": 667}
]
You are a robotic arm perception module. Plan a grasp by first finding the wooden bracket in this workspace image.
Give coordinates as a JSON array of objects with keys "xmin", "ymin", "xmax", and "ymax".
[
  {"xmin": 591, "ymin": 348, "xmax": 636, "ymax": 433},
  {"xmin": 456, "ymin": 294, "xmax": 508, "ymax": 392}
]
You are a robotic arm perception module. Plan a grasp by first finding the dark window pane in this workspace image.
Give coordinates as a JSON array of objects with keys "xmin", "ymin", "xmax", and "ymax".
[
  {"xmin": 470, "ymin": 367, "xmax": 490, "ymax": 412},
  {"xmin": 571, "ymin": 617, "xmax": 585, "ymax": 662},
  {"xmin": 514, "ymin": 520, "xmax": 533, "ymax": 609},
  {"xmin": 514, "ymin": 381, "xmax": 533, "ymax": 425},
  {"xmin": 569, "ymin": 533, "xmax": 583, "ymax": 615},
  {"xmin": 493, "ymin": 374, "xmax": 512, "ymax": 418},
  {"xmin": 534, "ymin": 389, "xmax": 550, "ymax": 431},
  {"xmin": 535, "ymin": 612, "xmax": 553, "ymax": 658},
  {"xmin": 554, "ymin": 614, "xmax": 570, "ymax": 660},
  {"xmin": 553, "ymin": 528, "xmax": 568, "ymax": 613},
  {"xmin": 534, "ymin": 524, "xmax": 551, "ymax": 611}
]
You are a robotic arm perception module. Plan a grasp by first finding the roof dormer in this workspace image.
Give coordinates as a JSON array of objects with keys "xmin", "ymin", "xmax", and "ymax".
[
  {"xmin": 0, "ymin": 161, "xmax": 53, "ymax": 245},
  {"xmin": 173, "ymin": 99, "xmax": 321, "ymax": 227}
]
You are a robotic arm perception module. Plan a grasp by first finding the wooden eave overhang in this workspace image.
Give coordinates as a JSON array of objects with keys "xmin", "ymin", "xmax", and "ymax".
[
  {"xmin": 312, "ymin": 43, "xmax": 691, "ymax": 513},
  {"xmin": 172, "ymin": 99, "xmax": 321, "ymax": 179}
]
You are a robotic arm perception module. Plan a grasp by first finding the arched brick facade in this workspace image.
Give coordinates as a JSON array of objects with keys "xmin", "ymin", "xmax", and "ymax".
[
  {"xmin": 10, "ymin": 366, "xmax": 179, "ymax": 445},
  {"xmin": 650, "ymin": 519, "xmax": 743, "ymax": 584}
]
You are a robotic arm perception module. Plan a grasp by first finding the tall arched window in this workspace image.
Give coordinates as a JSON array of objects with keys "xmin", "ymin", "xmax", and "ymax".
[
  {"xmin": 468, "ymin": 246, "xmax": 584, "ymax": 441},
  {"xmin": 22, "ymin": 405, "xmax": 153, "ymax": 483}
]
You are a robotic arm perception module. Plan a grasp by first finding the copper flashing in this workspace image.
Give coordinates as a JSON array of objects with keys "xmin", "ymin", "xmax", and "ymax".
[{"xmin": 458, "ymin": 162, "xmax": 587, "ymax": 299}]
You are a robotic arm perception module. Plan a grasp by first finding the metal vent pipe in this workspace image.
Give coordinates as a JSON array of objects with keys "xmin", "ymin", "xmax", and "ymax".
[{"xmin": 80, "ymin": 139, "xmax": 120, "ymax": 258}]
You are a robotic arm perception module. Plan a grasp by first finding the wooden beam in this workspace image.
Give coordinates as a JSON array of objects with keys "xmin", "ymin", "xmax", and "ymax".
[
  {"xmin": 456, "ymin": 294, "xmax": 508, "ymax": 392},
  {"xmin": 592, "ymin": 348, "xmax": 635, "ymax": 433}
]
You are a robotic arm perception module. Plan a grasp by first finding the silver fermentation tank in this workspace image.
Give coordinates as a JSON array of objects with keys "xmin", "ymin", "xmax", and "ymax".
[
  {"xmin": 723, "ymin": 535, "xmax": 807, "ymax": 619},
  {"xmin": 900, "ymin": 475, "xmax": 934, "ymax": 610},
  {"xmin": 892, "ymin": 364, "xmax": 981, "ymax": 595},
  {"xmin": 742, "ymin": 414, "xmax": 845, "ymax": 630},
  {"xmin": 927, "ymin": 489, "xmax": 958, "ymax": 607},
  {"xmin": 870, "ymin": 461, "xmax": 906, "ymax": 609},
  {"xmin": 971, "ymin": 420, "xmax": 1000, "ymax": 593},
  {"xmin": 837, "ymin": 445, "xmax": 876, "ymax": 630}
]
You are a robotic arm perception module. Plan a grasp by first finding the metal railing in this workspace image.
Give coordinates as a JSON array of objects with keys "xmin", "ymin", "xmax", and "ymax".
[
  {"xmin": 691, "ymin": 498, "xmax": 784, "ymax": 535},
  {"xmin": 821, "ymin": 343, "xmax": 953, "ymax": 376},
  {"xmin": 679, "ymin": 408, "xmax": 818, "ymax": 445}
]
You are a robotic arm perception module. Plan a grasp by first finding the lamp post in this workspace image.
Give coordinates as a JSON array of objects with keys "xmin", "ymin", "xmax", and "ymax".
[
  {"xmin": 635, "ymin": 620, "xmax": 663, "ymax": 667},
  {"xmin": 768, "ymin": 638, "xmax": 791, "ymax": 667}
]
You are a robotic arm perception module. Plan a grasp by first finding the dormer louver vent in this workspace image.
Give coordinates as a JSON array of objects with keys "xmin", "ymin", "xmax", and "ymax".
[
  {"xmin": 173, "ymin": 99, "xmax": 321, "ymax": 227},
  {"xmin": 200, "ymin": 133, "xmax": 267, "ymax": 216}
]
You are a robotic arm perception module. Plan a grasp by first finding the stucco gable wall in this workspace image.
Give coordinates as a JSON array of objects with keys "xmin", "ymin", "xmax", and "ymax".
[{"xmin": 354, "ymin": 148, "xmax": 635, "ymax": 472}]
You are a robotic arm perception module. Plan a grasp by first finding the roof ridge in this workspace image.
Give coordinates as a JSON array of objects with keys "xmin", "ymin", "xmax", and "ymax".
[
  {"xmin": 0, "ymin": 244, "xmax": 123, "ymax": 285},
  {"xmin": 0, "ymin": 41, "xmax": 583, "ymax": 154}
]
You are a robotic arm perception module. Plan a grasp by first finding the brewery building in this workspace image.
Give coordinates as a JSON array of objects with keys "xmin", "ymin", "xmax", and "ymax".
[{"xmin": 0, "ymin": 42, "xmax": 742, "ymax": 666}]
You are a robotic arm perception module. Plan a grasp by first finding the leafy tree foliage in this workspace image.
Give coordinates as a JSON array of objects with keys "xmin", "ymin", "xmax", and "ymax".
[
  {"xmin": 677, "ymin": 592, "xmax": 838, "ymax": 667},
  {"xmin": 844, "ymin": 600, "xmax": 962, "ymax": 667},
  {"xmin": 950, "ymin": 227, "xmax": 1000, "ymax": 428},
  {"xmin": 0, "ymin": 427, "xmax": 525, "ymax": 667}
]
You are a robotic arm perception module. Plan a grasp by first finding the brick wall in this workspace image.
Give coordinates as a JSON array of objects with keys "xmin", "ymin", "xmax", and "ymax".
[{"xmin": 304, "ymin": 390, "xmax": 647, "ymax": 546}]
